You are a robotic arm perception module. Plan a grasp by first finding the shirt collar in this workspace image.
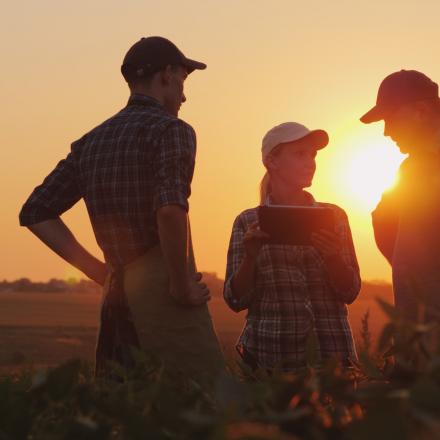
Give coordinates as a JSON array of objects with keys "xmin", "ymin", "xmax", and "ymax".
[
  {"xmin": 127, "ymin": 94, "xmax": 165, "ymax": 110},
  {"xmin": 264, "ymin": 191, "xmax": 316, "ymax": 206}
]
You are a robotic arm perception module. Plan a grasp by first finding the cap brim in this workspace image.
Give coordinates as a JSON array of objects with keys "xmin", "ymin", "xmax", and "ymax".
[
  {"xmin": 360, "ymin": 105, "xmax": 384, "ymax": 124},
  {"xmin": 183, "ymin": 58, "xmax": 207, "ymax": 74},
  {"xmin": 304, "ymin": 129, "xmax": 329, "ymax": 149}
]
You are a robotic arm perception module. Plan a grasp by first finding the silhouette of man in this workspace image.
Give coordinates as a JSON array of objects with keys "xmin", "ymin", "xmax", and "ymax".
[
  {"xmin": 19, "ymin": 36, "xmax": 224, "ymax": 379},
  {"xmin": 361, "ymin": 70, "xmax": 440, "ymax": 323}
]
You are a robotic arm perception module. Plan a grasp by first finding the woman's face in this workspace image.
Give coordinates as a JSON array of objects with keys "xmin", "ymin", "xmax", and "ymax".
[{"xmin": 267, "ymin": 137, "xmax": 318, "ymax": 189}]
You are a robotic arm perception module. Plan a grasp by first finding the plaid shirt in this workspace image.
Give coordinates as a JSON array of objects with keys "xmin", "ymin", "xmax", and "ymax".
[
  {"xmin": 224, "ymin": 194, "xmax": 360, "ymax": 370},
  {"xmin": 19, "ymin": 94, "xmax": 196, "ymax": 266}
]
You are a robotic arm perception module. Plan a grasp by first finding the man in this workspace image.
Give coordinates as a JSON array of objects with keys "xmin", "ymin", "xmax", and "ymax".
[
  {"xmin": 19, "ymin": 36, "xmax": 224, "ymax": 379},
  {"xmin": 361, "ymin": 70, "xmax": 440, "ymax": 323}
]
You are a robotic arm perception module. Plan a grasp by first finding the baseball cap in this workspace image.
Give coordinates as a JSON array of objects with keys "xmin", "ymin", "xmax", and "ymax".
[
  {"xmin": 121, "ymin": 36, "xmax": 206, "ymax": 82},
  {"xmin": 262, "ymin": 122, "xmax": 329, "ymax": 162},
  {"xmin": 360, "ymin": 70, "xmax": 439, "ymax": 124}
]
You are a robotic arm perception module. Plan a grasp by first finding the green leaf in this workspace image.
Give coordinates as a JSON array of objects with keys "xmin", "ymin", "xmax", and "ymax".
[
  {"xmin": 410, "ymin": 379, "xmax": 440, "ymax": 413},
  {"xmin": 376, "ymin": 298, "xmax": 400, "ymax": 321},
  {"xmin": 43, "ymin": 358, "xmax": 82, "ymax": 400},
  {"xmin": 358, "ymin": 351, "xmax": 383, "ymax": 380},
  {"xmin": 377, "ymin": 322, "xmax": 395, "ymax": 353}
]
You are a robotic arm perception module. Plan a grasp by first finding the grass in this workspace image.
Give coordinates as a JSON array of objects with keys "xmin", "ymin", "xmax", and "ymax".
[
  {"xmin": 3, "ymin": 283, "xmax": 431, "ymax": 439},
  {"xmin": 1, "ymin": 302, "xmax": 440, "ymax": 440}
]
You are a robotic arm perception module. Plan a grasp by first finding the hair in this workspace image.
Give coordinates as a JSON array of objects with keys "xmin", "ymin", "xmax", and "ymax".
[
  {"xmin": 125, "ymin": 72, "xmax": 155, "ymax": 89},
  {"xmin": 123, "ymin": 64, "xmax": 182, "ymax": 89},
  {"xmin": 259, "ymin": 171, "xmax": 271, "ymax": 204},
  {"xmin": 259, "ymin": 144, "xmax": 285, "ymax": 204}
]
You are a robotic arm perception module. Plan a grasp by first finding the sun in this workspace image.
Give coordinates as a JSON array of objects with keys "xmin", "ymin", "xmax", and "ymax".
[
  {"xmin": 345, "ymin": 143, "xmax": 403, "ymax": 206},
  {"xmin": 316, "ymin": 124, "xmax": 407, "ymax": 213},
  {"xmin": 341, "ymin": 133, "xmax": 406, "ymax": 211}
]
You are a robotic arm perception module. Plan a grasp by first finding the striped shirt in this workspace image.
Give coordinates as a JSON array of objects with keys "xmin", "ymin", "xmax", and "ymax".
[
  {"xmin": 19, "ymin": 94, "xmax": 196, "ymax": 266},
  {"xmin": 224, "ymin": 194, "xmax": 360, "ymax": 370}
]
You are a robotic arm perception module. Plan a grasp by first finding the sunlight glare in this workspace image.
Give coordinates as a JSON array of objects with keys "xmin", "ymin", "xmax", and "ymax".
[{"xmin": 332, "ymin": 126, "xmax": 406, "ymax": 212}]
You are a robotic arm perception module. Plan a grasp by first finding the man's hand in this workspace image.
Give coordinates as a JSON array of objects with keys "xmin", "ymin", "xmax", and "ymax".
[
  {"xmin": 87, "ymin": 260, "xmax": 109, "ymax": 286},
  {"xmin": 170, "ymin": 272, "xmax": 211, "ymax": 306}
]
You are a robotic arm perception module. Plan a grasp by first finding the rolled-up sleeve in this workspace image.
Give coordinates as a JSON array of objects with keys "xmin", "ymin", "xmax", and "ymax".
[
  {"xmin": 330, "ymin": 208, "xmax": 361, "ymax": 304},
  {"xmin": 223, "ymin": 214, "xmax": 253, "ymax": 312},
  {"xmin": 152, "ymin": 120, "xmax": 196, "ymax": 212},
  {"xmin": 19, "ymin": 150, "xmax": 82, "ymax": 226},
  {"xmin": 372, "ymin": 158, "xmax": 409, "ymax": 264},
  {"xmin": 372, "ymin": 188, "xmax": 400, "ymax": 265}
]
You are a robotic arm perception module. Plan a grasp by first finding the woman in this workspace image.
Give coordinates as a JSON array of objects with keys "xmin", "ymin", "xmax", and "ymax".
[{"xmin": 224, "ymin": 122, "xmax": 361, "ymax": 371}]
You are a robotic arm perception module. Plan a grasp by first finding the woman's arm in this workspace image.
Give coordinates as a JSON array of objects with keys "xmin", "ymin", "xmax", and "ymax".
[
  {"xmin": 312, "ymin": 209, "xmax": 361, "ymax": 304},
  {"xmin": 231, "ymin": 255, "xmax": 258, "ymax": 300},
  {"xmin": 223, "ymin": 216, "xmax": 269, "ymax": 312}
]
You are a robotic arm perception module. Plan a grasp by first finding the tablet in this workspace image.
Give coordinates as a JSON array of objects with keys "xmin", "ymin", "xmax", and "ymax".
[{"xmin": 258, "ymin": 205, "xmax": 335, "ymax": 245}]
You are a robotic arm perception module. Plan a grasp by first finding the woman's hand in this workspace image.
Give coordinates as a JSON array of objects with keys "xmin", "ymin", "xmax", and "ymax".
[
  {"xmin": 243, "ymin": 222, "xmax": 270, "ymax": 259},
  {"xmin": 312, "ymin": 229, "xmax": 356, "ymax": 298},
  {"xmin": 311, "ymin": 229, "xmax": 342, "ymax": 259}
]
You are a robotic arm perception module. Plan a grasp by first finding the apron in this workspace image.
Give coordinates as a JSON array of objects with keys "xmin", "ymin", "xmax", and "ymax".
[{"xmin": 95, "ymin": 245, "xmax": 225, "ymax": 382}]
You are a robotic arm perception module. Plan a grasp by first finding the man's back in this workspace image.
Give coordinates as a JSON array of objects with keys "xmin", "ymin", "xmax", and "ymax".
[{"xmin": 20, "ymin": 94, "xmax": 197, "ymax": 267}]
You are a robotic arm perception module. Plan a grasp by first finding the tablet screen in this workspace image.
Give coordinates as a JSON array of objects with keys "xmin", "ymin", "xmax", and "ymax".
[{"xmin": 258, "ymin": 205, "xmax": 335, "ymax": 245}]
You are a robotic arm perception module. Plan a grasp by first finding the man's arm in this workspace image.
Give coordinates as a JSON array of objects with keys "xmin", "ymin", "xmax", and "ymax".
[
  {"xmin": 19, "ymin": 149, "xmax": 107, "ymax": 285},
  {"xmin": 26, "ymin": 218, "xmax": 108, "ymax": 286},
  {"xmin": 371, "ymin": 159, "xmax": 408, "ymax": 265},
  {"xmin": 372, "ymin": 190, "xmax": 399, "ymax": 265},
  {"xmin": 156, "ymin": 205, "xmax": 210, "ymax": 305},
  {"xmin": 153, "ymin": 120, "xmax": 208, "ymax": 306},
  {"xmin": 157, "ymin": 205, "xmax": 190, "ymax": 296}
]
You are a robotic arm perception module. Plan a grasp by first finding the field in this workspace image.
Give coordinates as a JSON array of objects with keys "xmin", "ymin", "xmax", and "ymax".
[
  {"xmin": 0, "ymin": 282, "xmax": 393, "ymax": 371},
  {"xmin": 3, "ymin": 283, "xmax": 440, "ymax": 440}
]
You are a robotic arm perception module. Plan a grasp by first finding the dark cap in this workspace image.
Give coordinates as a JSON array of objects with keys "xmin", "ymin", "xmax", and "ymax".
[
  {"xmin": 360, "ymin": 70, "xmax": 439, "ymax": 124},
  {"xmin": 121, "ymin": 36, "xmax": 206, "ymax": 82}
]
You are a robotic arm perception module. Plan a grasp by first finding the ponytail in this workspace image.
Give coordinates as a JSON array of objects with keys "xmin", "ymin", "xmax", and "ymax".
[{"xmin": 260, "ymin": 171, "xmax": 271, "ymax": 204}]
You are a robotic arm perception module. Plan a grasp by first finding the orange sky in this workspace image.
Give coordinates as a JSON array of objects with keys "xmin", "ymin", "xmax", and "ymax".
[{"xmin": 3, "ymin": 0, "xmax": 440, "ymax": 282}]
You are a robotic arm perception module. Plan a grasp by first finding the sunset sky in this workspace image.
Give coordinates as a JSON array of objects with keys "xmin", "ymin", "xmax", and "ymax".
[{"xmin": 3, "ymin": 0, "xmax": 440, "ymax": 282}]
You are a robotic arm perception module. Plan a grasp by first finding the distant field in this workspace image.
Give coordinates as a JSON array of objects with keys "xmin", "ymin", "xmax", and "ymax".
[{"xmin": 0, "ymin": 283, "xmax": 393, "ymax": 371}]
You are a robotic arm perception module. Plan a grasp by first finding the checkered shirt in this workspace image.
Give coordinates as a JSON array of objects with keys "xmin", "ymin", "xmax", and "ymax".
[
  {"xmin": 224, "ymin": 196, "xmax": 360, "ymax": 370},
  {"xmin": 19, "ymin": 94, "xmax": 196, "ymax": 266}
]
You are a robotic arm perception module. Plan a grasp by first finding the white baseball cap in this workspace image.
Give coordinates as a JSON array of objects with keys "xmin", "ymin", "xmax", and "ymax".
[{"xmin": 261, "ymin": 122, "xmax": 329, "ymax": 162}]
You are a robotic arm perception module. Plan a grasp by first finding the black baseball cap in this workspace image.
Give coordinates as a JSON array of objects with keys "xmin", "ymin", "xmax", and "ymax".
[
  {"xmin": 360, "ymin": 70, "xmax": 439, "ymax": 124},
  {"xmin": 121, "ymin": 36, "xmax": 206, "ymax": 82}
]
